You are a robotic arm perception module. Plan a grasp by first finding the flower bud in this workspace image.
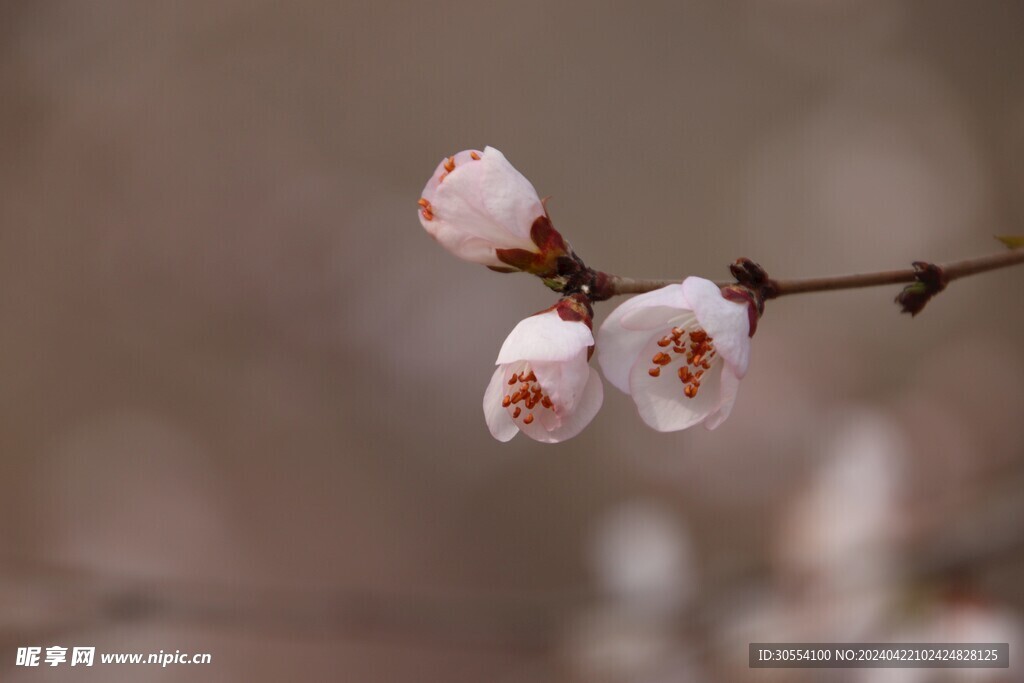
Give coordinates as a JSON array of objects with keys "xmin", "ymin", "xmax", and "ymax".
[{"xmin": 418, "ymin": 146, "xmax": 570, "ymax": 275}]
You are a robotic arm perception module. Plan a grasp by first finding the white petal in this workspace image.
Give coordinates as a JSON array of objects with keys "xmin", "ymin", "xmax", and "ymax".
[
  {"xmin": 519, "ymin": 368, "xmax": 604, "ymax": 443},
  {"xmin": 420, "ymin": 150, "xmax": 504, "ymax": 261},
  {"xmin": 532, "ymin": 351, "xmax": 589, "ymax": 414},
  {"xmin": 597, "ymin": 326, "xmax": 653, "ymax": 396},
  {"xmin": 629, "ymin": 335, "xmax": 726, "ymax": 432},
  {"xmin": 612, "ymin": 284, "xmax": 688, "ymax": 331},
  {"xmin": 420, "ymin": 148, "xmax": 486, "ymax": 203},
  {"xmin": 620, "ymin": 306, "xmax": 693, "ymax": 332},
  {"xmin": 483, "ymin": 365, "xmax": 519, "ymax": 442},
  {"xmin": 420, "ymin": 147, "xmax": 542, "ymax": 266},
  {"xmin": 496, "ymin": 311, "xmax": 593, "ymax": 364},
  {"xmin": 596, "ymin": 285, "xmax": 687, "ymax": 395},
  {"xmin": 681, "ymin": 277, "xmax": 752, "ymax": 378},
  {"xmin": 478, "ymin": 147, "xmax": 545, "ymax": 241},
  {"xmin": 703, "ymin": 363, "xmax": 742, "ymax": 430}
]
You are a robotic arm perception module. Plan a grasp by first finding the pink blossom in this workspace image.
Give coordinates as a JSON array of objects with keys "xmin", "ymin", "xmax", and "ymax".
[
  {"xmin": 597, "ymin": 277, "xmax": 751, "ymax": 431},
  {"xmin": 484, "ymin": 304, "xmax": 603, "ymax": 443},
  {"xmin": 418, "ymin": 146, "xmax": 565, "ymax": 272}
]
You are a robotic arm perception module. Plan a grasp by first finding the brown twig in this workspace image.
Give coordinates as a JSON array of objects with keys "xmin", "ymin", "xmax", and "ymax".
[{"xmin": 606, "ymin": 248, "xmax": 1024, "ymax": 298}]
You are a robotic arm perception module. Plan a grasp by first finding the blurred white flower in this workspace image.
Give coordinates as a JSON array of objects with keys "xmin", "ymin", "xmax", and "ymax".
[
  {"xmin": 589, "ymin": 500, "xmax": 695, "ymax": 618},
  {"xmin": 597, "ymin": 277, "xmax": 751, "ymax": 432},
  {"xmin": 562, "ymin": 501, "xmax": 701, "ymax": 683},
  {"xmin": 856, "ymin": 599, "xmax": 1023, "ymax": 683},
  {"xmin": 484, "ymin": 299, "xmax": 603, "ymax": 443},
  {"xmin": 772, "ymin": 409, "xmax": 909, "ymax": 643},
  {"xmin": 561, "ymin": 608, "xmax": 700, "ymax": 683},
  {"xmin": 778, "ymin": 409, "xmax": 907, "ymax": 588}
]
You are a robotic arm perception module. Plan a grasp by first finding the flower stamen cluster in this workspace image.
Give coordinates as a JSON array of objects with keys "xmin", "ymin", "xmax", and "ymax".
[
  {"xmin": 648, "ymin": 327, "xmax": 715, "ymax": 400},
  {"xmin": 503, "ymin": 368, "xmax": 555, "ymax": 423}
]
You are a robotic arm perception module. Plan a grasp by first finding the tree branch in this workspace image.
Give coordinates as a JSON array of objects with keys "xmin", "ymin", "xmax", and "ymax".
[{"xmin": 606, "ymin": 247, "xmax": 1024, "ymax": 299}]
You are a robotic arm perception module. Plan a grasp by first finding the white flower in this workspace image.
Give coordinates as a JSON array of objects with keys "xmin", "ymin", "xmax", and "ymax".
[
  {"xmin": 597, "ymin": 277, "xmax": 752, "ymax": 432},
  {"xmin": 484, "ymin": 305, "xmax": 604, "ymax": 443},
  {"xmin": 418, "ymin": 146, "xmax": 564, "ymax": 271}
]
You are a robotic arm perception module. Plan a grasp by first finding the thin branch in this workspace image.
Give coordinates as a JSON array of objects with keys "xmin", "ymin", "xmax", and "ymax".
[
  {"xmin": 607, "ymin": 277, "xmax": 695, "ymax": 295},
  {"xmin": 606, "ymin": 248, "xmax": 1024, "ymax": 298}
]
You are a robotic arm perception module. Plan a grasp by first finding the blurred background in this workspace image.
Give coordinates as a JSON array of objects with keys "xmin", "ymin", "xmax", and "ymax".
[{"xmin": 2, "ymin": 1, "xmax": 1023, "ymax": 681}]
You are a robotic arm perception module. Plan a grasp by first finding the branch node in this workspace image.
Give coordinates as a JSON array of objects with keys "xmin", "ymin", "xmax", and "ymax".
[
  {"xmin": 729, "ymin": 258, "xmax": 780, "ymax": 298},
  {"xmin": 895, "ymin": 261, "xmax": 948, "ymax": 317},
  {"xmin": 723, "ymin": 258, "xmax": 779, "ymax": 337}
]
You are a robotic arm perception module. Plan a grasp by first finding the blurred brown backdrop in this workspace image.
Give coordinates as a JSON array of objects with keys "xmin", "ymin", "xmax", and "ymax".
[{"xmin": 2, "ymin": 1, "xmax": 1023, "ymax": 681}]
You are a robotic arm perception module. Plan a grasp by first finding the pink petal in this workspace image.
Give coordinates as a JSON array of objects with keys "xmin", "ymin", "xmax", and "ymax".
[
  {"xmin": 628, "ymin": 334, "xmax": 726, "ymax": 432},
  {"xmin": 681, "ymin": 277, "xmax": 751, "ymax": 378},
  {"xmin": 476, "ymin": 147, "xmax": 545, "ymax": 241},
  {"xmin": 532, "ymin": 351, "xmax": 590, "ymax": 414},
  {"xmin": 703, "ymin": 363, "xmax": 742, "ymax": 430},
  {"xmin": 421, "ymin": 149, "xmax": 486, "ymax": 199},
  {"xmin": 483, "ymin": 365, "xmax": 519, "ymax": 442},
  {"xmin": 597, "ymin": 322, "xmax": 656, "ymax": 396},
  {"xmin": 519, "ymin": 368, "xmax": 604, "ymax": 443},
  {"xmin": 419, "ymin": 147, "xmax": 542, "ymax": 266},
  {"xmin": 596, "ymin": 284, "xmax": 687, "ymax": 394},
  {"xmin": 615, "ymin": 284, "xmax": 689, "ymax": 331},
  {"xmin": 496, "ymin": 311, "xmax": 593, "ymax": 365}
]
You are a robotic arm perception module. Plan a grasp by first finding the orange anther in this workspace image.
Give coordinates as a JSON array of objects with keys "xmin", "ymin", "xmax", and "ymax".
[
  {"xmin": 648, "ymin": 367, "xmax": 661, "ymax": 377},
  {"xmin": 513, "ymin": 406, "xmax": 522, "ymax": 418},
  {"xmin": 541, "ymin": 396, "xmax": 553, "ymax": 409},
  {"xmin": 470, "ymin": 151, "xmax": 481, "ymax": 160},
  {"xmin": 523, "ymin": 413, "xmax": 534, "ymax": 425},
  {"xmin": 508, "ymin": 375, "xmax": 517, "ymax": 386},
  {"xmin": 684, "ymin": 384, "xmax": 698, "ymax": 399},
  {"xmin": 678, "ymin": 366, "xmax": 691, "ymax": 382},
  {"xmin": 444, "ymin": 156, "xmax": 455, "ymax": 172},
  {"xmin": 652, "ymin": 352, "xmax": 671, "ymax": 365},
  {"xmin": 657, "ymin": 337, "xmax": 672, "ymax": 347},
  {"xmin": 502, "ymin": 395, "xmax": 512, "ymax": 408}
]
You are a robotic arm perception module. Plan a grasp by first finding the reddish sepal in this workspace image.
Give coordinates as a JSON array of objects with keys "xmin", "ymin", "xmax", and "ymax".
[
  {"xmin": 722, "ymin": 285, "xmax": 762, "ymax": 337},
  {"xmin": 495, "ymin": 215, "xmax": 571, "ymax": 277}
]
